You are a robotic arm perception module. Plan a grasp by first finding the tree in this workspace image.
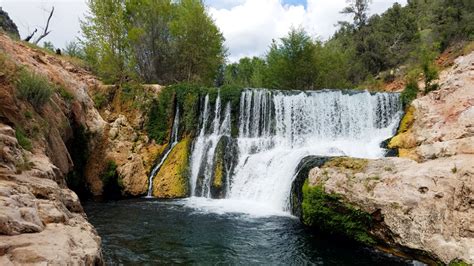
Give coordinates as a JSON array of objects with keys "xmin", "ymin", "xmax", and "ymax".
[
  {"xmin": 341, "ymin": 0, "xmax": 372, "ymax": 28},
  {"xmin": 224, "ymin": 57, "xmax": 267, "ymax": 88},
  {"xmin": 170, "ymin": 0, "xmax": 226, "ymax": 85},
  {"xmin": 64, "ymin": 41, "xmax": 85, "ymax": 58},
  {"xmin": 81, "ymin": 0, "xmax": 131, "ymax": 84},
  {"xmin": 265, "ymin": 28, "xmax": 318, "ymax": 90}
]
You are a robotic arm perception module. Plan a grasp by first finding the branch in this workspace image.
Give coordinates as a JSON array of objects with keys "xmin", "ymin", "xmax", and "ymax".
[
  {"xmin": 24, "ymin": 29, "xmax": 37, "ymax": 42},
  {"xmin": 33, "ymin": 6, "xmax": 54, "ymax": 45}
]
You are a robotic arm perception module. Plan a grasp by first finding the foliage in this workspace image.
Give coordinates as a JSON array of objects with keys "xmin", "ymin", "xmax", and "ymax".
[
  {"xmin": 400, "ymin": 74, "xmax": 419, "ymax": 107},
  {"xmin": 64, "ymin": 41, "xmax": 85, "ymax": 59},
  {"xmin": 265, "ymin": 28, "xmax": 318, "ymax": 90},
  {"xmin": 146, "ymin": 86, "xmax": 175, "ymax": 144},
  {"xmin": 82, "ymin": 0, "xmax": 225, "ymax": 86},
  {"xmin": 81, "ymin": 0, "xmax": 131, "ymax": 84},
  {"xmin": 16, "ymin": 69, "xmax": 54, "ymax": 108},
  {"xmin": 43, "ymin": 41, "xmax": 55, "ymax": 52},
  {"xmin": 15, "ymin": 128, "xmax": 32, "ymax": 151},
  {"xmin": 101, "ymin": 160, "xmax": 118, "ymax": 185},
  {"xmin": 302, "ymin": 180, "xmax": 375, "ymax": 245}
]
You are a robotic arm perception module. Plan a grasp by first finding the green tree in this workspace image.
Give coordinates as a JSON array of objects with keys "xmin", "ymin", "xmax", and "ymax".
[
  {"xmin": 81, "ymin": 0, "xmax": 131, "ymax": 84},
  {"xmin": 43, "ymin": 41, "xmax": 55, "ymax": 52},
  {"xmin": 64, "ymin": 41, "xmax": 85, "ymax": 58},
  {"xmin": 170, "ymin": 0, "xmax": 226, "ymax": 85},
  {"xmin": 265, "ymin": 28, "xmax": 317, "ymax": 90},
  {"xmin": 341, "ymin": 0, "xmax": 372, "ymax": 28}
]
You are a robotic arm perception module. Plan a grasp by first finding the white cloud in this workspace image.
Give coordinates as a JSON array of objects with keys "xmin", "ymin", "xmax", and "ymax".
[{"xmin": 210, "ymin": 0, "xmax": 407, "ymax": 62}]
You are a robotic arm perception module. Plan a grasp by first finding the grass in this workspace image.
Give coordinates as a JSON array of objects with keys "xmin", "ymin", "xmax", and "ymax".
[
  {"xmin": 15, "ymin": 128, "xmax": 32, "ymax": 151},
  {"xmin": 16, "ymin": 69, "xmax": 54, "ymax": 108},
  {"xmin": 302, "ymin": 180, "xmax": 375, "ymax": 245},
  {"xmin": 56, "ymin": 85, "xmax": 75, "ymax": 102}
]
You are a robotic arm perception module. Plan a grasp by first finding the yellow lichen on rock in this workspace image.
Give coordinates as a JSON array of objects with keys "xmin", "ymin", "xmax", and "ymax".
[
  {"xmin": 213, "ymin": 158, "xmax": 224, "ymax": 189},
  {"xmin": 388, "ymin": 105, "xmax": 417, "ymax": 151},
  {"xmin": 323, "ymin": 157, "xmax": 368, "ymax": 172},
  {"xmin": 152, "ymin": 137, "xmax": 190, "ymax": 198}
]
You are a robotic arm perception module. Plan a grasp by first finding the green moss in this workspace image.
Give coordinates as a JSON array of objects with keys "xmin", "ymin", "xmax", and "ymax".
[
  {"xmin": 15, "ymin": 128, "xmax": 32, "ymax": 151},
  {"xmin": 101, "ymin": 160, "xmax": 118, "ymax": 185},
  {"xmin": 448, "ymin": 259, "xmax": 469, "ymax": 266},
  {"xmin": 153, "ymin": 137, "xmax": 191, "ymax": 198},
  {"xmin": 302, "ymin": 180, "xmax": 375, "ymax": 245}
]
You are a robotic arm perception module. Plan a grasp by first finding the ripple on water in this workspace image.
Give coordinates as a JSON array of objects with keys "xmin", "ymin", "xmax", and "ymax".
[{"xmin": 84, "ymin": 199, "xmax": 418, "ymax": 265}]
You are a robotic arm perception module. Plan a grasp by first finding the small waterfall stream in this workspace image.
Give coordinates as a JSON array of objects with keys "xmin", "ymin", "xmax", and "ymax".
[
  {"xmin": 146, "ymin": 107, "xmax": 180, "ymax": 198},
  {"xmin": 186, "ymin": 89, "xmax": 402, "ymax": 212}
]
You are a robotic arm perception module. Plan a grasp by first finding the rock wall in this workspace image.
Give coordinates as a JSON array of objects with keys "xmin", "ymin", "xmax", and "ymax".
[{"xmin": 304, "ymin": 52, "xmax": 474, "ymax": 264}]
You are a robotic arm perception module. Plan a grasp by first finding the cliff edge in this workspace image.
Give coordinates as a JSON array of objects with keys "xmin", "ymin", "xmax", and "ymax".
[{"xmin": 303, "ymin": 52, "xmax": 474, "ymax": 264}]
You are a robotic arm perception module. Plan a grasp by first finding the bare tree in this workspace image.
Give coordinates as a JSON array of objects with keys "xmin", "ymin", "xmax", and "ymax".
[
  {"xmin": 24, "ymin": 28, "xmax": 37, "ymax": 42},
  {"xmin": 33, "ymin": 6, "xmax": 54, "ymax": 44}
]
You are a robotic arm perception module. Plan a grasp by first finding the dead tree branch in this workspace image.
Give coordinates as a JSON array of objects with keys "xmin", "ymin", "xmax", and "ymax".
[
  {"xmin": 24, "ymin": 29, "xmax": 37, "ymax": 42},
  {"xmin": 33, "ymin": 6, "xmax": 54, "ymax": 45}
]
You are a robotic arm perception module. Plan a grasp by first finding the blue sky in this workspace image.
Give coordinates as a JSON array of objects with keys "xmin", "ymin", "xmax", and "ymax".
[{"xmin": 2, "ymin": 0, "xmax": 406, "ymax": 62}]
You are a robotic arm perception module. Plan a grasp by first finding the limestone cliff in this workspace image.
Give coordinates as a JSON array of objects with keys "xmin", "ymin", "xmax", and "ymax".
[
  {"xmin": 0, "ymin": 33, "xmax": 103, "ymax": 263},
  {"xmin": 303, "ymin": 52, "xmax": 474, "ymax": 264}
]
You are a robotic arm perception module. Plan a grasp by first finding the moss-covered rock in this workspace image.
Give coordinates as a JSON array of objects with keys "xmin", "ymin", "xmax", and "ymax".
[
  {"xmin": 152, "ymin": 137, "xmax": 191, "ymax": 198},
  {"xmin": 210, "ymin": 136, "xmax": 237, "ymax": 199},
  {"xmin": 388, "ymin": 105, "xmax": 417, "ymax": 150},
  {"xmin": 301, "ymin": 179, "xmax": 375, "ymax": 245},
  {"xmin": 323, "ymin": 157, "xmax": 368, "ymax": 172}
]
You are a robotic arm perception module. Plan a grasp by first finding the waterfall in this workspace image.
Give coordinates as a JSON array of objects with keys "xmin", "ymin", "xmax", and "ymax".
[
  {"xmin": 189, "ymin": 92, "xmax": 232, "ymax": 197},
  {"xmin": 145, "ymin": 107, "xmax": 180, "ymax": 198},
  {"xmin": 189, "ymin": 89, "xmax": 402, "ymax": 212}
]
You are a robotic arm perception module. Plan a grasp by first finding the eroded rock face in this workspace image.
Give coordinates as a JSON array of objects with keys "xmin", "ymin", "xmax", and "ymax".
[
  {"xmin": 305, "ymin": 52, "xmax": 474, "ymax": 264},
  {"xmin": 308, "ymin": 156, "xmax": 473, "ymax": 264},
  {"xmin": 389, "ymin": 52, "xmax": 474, "ymax": 161},
  {"xmin": 0, "ymin": 124, "xmax": 102, "ymax": 264}
]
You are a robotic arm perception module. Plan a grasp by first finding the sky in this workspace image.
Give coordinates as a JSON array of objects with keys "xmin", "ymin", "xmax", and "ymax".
[{"xmin": 1, "ymin": 0, "xmax": 406, "ymax": 62}]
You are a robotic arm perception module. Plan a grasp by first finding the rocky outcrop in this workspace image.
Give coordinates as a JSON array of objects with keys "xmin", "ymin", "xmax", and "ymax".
[
  {"xmin": 304, "ymin": 52, "xmax": 474, "ymax": 264},
  {"xmin": 0, "ymin": 8, "xmax": 19, "ymax": 39},
  {"xmin": 86, "ymin": 84, "xmax": 165, "ymax": 197},
  {"xmin": 0, "ymin": 124, "xmax": 102, "ymax": 264},
  {"xmin": 388, "ymin": 52, "xmax": 474, "ymax": 161},
  {"xmin": 0, "ymin": 33, "xmax": 106, "ymax": 263}
]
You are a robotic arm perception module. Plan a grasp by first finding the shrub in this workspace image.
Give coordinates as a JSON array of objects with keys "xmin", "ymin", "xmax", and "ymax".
[
  {"xmin": 93, "ymin": 93, "xmax": 107, "ymax": 109},
  {"xmin": 16, "ymin": 70, "xmax": 54, "ymax": 108},
  {"xmin": 15, "ymin": 128, "xmax": 32, "ymax": 151},
  {"xmin": 146, "ymin": 86, "xmax": 175, "ymax": 144},
  {"xmin": 400, "ymin": 76, "xmax": 419, "ymax": 108}
]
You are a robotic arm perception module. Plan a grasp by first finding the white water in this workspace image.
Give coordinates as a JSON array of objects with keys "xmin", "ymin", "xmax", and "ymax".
[
  {"xmin": 188, "ymin": 89, "xmax": 402, "ymax": 214},
  {"xmin": 189, "ymin": 92, "xmax": 232, "ymax": 197},
  {"xmin": 146, "ymin": 107, "xmax": 180, "ymax": 198}
]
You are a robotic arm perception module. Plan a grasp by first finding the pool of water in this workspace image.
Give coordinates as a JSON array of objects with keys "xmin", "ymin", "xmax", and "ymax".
[{"xmin": 84, "ymin": 198, "xmax": 417, "ymax": 265}]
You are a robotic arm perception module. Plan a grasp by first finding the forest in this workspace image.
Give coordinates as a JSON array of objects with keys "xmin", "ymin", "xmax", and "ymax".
[{"xmin": 72, "ymin": 0, "xmax": 474, "ymax": 92}]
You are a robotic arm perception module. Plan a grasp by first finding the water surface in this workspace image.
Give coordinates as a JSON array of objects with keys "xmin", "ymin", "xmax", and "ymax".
[{"xmin": 84, "ymin": 199, "xmax": 415, "ymax": 265}]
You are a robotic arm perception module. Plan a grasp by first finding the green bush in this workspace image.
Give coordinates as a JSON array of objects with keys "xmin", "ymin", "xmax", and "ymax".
[
  {"xmin": 93, "ymin": 93, "xmax": 107, "ymax": 109},
  {"xmin": 16, "ymin": 70, "xmax": 54, "ymax": 108},
  {"xmin": 302, "ymin": 180, "xmax": 375, "ymax": 245},
  {"xmin": 400, "ymin": 78, "xmax": 419, "ymax": 108},
  {"xmin": 15, "ymin": 128, "xmax": 32, "ymax": 151},
  {"xmin": 101, "ymin": 160, "xmax": 118, "ymax": 185},
  {"xmin": 146, "ymin": 86, "xmax": 175, "ymax": 144}
]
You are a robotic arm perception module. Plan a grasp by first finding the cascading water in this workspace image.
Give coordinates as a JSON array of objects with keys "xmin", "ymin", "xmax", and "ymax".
[
  {"xmin": 188, "ymin": 89, "xmax": 402, "ymax": 213},
  {"xmin": 189, "ymin": 92, "xmax": 232, "ymax": 197},
  {"xmin": 146, "ymin": 107, "xmax": 180, "ymax": 198}
]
